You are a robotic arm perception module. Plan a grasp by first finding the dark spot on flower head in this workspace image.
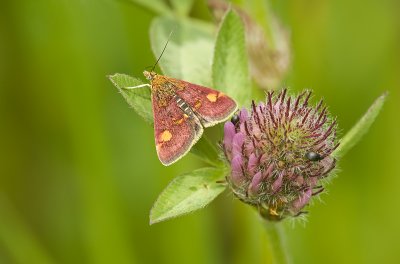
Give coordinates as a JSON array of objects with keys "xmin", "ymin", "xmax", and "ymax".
[
  {"xmin": 305, "ymin": 151, "xmax": 323, "ymax": 161},
  {"xmin": 230, "ymin": 114, "xmax": 240, "ymax": 125}
]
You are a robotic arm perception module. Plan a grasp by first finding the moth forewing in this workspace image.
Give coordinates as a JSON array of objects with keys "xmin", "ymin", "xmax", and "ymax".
[
  {"xmin": 173, "ymin": 80, "xmax": 238, "ymax": 127},
  {"xmin": 149, "ymin": 73, "xmax": 204, "ymax": 166}
]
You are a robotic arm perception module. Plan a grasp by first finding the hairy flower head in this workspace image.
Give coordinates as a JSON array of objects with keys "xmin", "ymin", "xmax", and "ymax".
[{"xmin": 223, "ymin": 89, "xmax": 339, "ymax": 220}]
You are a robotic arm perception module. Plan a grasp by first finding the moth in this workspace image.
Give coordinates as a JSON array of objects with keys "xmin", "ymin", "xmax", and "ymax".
[
  {"xmin": 125, "ymin": 32, "xmax": 237, "ymax": 165},
  {"xmin": 128, "ymin": 71, "xmax": 237, "ymax": 166}
]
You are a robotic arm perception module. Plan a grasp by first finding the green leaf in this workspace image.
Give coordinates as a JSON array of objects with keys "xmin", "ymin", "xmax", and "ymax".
[
  {"xmin": 150, "ymin": 16, "xmax": 215, "ymax": 86},
  {"xmin": 212, "ymin": 9, "xmax": 251, "ymax": 107},
  {"xmin": 128, "ymin": 0, "xmax": 172, "ymax": 16},
  {"xmin": 170, "ymin": 0, "xmax": 194, "ymax": 16},
  {"xmin": 333, "ymin": 91, "xmax": 388, "ymax": 157},
  {"xmin": 150, "ymin": 167, "xmax": 227, "ymax": 224},
  {"xmin": 108, "ymin": 73, "xmax": 153, "ymax": 124}
]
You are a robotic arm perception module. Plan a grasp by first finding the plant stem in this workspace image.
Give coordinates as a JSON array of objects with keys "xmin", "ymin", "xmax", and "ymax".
[
  {"xmin": 263, "ymin": 221, "xmax": 290, "ymax": 264},
  {"xmin": 191, "ymin": 135, "xmax": 223, "ymax": 167}
]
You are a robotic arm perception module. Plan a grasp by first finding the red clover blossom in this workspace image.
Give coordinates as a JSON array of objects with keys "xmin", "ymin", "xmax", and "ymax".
[{"xmin": 223, "ymin": 89, "xmax": 339, "ymax": 220}]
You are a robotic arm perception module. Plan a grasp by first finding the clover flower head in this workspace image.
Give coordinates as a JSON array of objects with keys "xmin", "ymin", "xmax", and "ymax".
[{"xmin": 223, "ymin": 89, "xmax": 339, "ymax": 220}]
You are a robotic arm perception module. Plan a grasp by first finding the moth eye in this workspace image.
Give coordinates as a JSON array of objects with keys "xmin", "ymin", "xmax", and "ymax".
[
  {"xmin": 231, "ymin": 114, "xmax": 240, "ymax": 125},
  {"xmin": 305, "ymin": 151, "xmax": 323, "ymax": 161}
]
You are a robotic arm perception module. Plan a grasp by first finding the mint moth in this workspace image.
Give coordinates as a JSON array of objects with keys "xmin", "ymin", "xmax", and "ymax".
[{"xmin": 126, "ymin": 71, "xmax": 237, "ymax": 166}]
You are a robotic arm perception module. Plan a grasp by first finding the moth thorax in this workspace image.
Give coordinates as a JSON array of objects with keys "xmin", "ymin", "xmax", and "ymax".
[{"xmin": 154, "ymin": 81, "xmax": 176, "ymax": 107}]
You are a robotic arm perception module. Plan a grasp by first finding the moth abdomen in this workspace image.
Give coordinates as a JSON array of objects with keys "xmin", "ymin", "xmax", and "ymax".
[{"xmin": 174, "ymin": 94, "xmax": 195, "ymax": 118}]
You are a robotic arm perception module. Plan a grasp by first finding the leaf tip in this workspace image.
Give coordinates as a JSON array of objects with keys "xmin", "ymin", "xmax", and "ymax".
[
  {"xmin": 149, "ymin": 209, "xmax": 156, "ymax": 225},
  {"xmin": 107, "ymin": 73, "xmax": 117, "ymax": 79},
  {"xmin": 149, "ymin": 201, "xmax": 166, "ymax": 225},
  {"xmin": 380, "ymin": 90, "xmax": 389, "ymax": 100},
  {"xmin": 149, "ymin": 212, "xmax": 164, "ymax": 225},
  {"xmin": 369, "ymin": 90, "xmax": 389, "ymax": 113},
  {"xmin": 107, "ymin": 73, "xmax": 119, "ymax": 85},
  {"xmin": 149, "ymin": 217, "xmax": 156, "ymax": 226}
]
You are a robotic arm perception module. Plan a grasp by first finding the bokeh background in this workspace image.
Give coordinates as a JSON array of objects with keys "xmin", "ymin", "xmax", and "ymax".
[{"xmin": 1, "ymin": 0, "xmax": 399, "ymax": 263}]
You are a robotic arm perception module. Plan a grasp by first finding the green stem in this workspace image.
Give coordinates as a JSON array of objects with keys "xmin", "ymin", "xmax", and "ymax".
[
  {"xmin": 191, "ymin": 135, "xmax": 223, "ymax": 167},
  {"xmin": 263, "ymin": 221, "xmax": 290, "ymax": 264}
]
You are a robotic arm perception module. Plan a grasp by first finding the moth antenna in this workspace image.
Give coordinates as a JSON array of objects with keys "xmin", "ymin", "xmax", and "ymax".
[{"xmin": 151, "ymin": 28, "xmax": 175, "ymax": 72}]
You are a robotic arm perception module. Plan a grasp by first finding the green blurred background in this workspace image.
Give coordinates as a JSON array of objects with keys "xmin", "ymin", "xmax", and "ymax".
[{"xmin": 1, "ymin": 0, "xmax": 399, "ymax": 263}]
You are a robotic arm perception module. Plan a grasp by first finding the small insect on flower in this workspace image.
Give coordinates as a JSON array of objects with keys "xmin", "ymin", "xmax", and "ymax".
[
  {"xmin": 125, "ymin": 33, "xmax": 237, "ymax": 166},
  {"xmin": 305, "ymin": 151, "xmax": 323, "ymax": 161},
  {"xmin": 230, "ymin": 114, "xmax": 240, "ymax": 125}
]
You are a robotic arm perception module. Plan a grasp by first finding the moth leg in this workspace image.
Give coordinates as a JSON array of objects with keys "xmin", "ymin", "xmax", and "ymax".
[{"xmin": 124, "ymin": 83, "xmax": 151, "ymax": 89}]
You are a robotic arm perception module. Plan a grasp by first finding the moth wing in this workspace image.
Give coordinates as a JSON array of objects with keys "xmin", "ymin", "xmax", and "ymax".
[
  {"xmin": 152, "ymin": 95, "xmax": 203, "ymax": 166},
  {"xmin": 173, "ymin": 80, "xmax": 237, "ymax": 127}
]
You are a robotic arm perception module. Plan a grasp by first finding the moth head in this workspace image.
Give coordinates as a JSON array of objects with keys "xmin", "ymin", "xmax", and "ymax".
[{"xmin": 143, "ymin": 70, "xmax": 156, "ymax": 81}]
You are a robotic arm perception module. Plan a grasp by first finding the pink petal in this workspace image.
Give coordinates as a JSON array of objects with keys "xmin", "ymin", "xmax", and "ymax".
[
  {"xmin": 248, "ymin": 171, "xmax": 263, "ymax": 196},
  {"xmin": 231, "ymin": 154, "xmax": 245, "ymax": 186}
]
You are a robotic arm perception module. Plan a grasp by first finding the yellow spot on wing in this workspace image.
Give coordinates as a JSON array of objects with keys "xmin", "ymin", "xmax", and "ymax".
[
  {"xmin": 206, "ymin": 93, "xmax": 218, "ymax": 102},
  {"xmin": 194, "ymin": 100, "xmax": 202, "ymax": 109},
  {"xmin": 160, "ymin": 130, "xmax": 172, "ymax": 142},
  {"xmin": 218, "ymin": 92, "xmax": 225, "ymax": 98},
  {"xmin": 174, "ymin": 115, "xmax": 188, "ymax": 125}
]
